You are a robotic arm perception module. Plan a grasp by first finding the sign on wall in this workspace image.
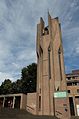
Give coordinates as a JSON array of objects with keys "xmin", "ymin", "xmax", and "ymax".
[{"xmin": 54, "ymin": 91, "xmax": 68, "ymax": 98}]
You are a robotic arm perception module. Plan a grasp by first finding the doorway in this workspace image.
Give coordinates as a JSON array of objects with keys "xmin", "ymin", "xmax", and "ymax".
[
  {"xmin": 69, "ymin": 97, "xmax": 75, "ymax": 116},
  {"xmin": 14, "ymin": 96, "xmax": 21, "ymax": 109},
  {"xmin": 0, "ymin": 98, "xmax": 3, "ymax": 108},
  {"xmin": 4, "ymin": 97, "xmax": 13, "ymax": 108}
]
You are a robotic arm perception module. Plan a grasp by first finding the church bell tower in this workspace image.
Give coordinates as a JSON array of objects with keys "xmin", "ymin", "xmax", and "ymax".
[{"xmin": 36, "ymin": 13, "xmax": 69, "ymax": 118}]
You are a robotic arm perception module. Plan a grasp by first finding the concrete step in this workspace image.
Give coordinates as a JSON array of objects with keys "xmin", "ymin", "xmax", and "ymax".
[{"xmin": 0, "ymin": 108, "xmax": 58, "ymax": 119}]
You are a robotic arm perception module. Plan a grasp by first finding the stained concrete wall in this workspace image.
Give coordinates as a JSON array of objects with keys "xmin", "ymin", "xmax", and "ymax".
[
  {"xmin": 54, "ymin": 97, "xmax": 70, "ymax": 119},
  {"xmin": 26, "ymin": 93, "xmax": 36, "ymax": 115},
  {"xmin": 20, "ymin": 94, "xmax": 27, "ymax": 109}
]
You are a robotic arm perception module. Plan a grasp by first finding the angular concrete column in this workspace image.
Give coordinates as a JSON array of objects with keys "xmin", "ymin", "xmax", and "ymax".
[
  {"xmin": 3, "ymin": 97, "xmax": 5, "ymax": 108},
  {"xmin": 12, "ymin": 96, "xmax": 15, "ymax": 108}
]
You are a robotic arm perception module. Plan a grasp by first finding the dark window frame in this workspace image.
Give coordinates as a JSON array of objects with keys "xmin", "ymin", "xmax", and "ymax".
[{"xmin": 48, "ymin": 46, "xmax": 51, "ymax": 79}]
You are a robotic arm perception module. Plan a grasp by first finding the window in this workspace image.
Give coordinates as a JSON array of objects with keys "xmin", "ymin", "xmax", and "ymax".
[
  {"xmin": 77, "ymin": 83, "xmax": 79, "ymax": 86},
  {"xmin": 77, "ymin": 89, "xmax": 79, "ymax": 93},
  {"xmin": 48, "ymin": 46, "xmax": 51, "ymax": 79},
  {"xmin": 40, "ymin": 88, "xmax": 41, "ymax": 93},
  {"xmin": 68, "ymin": 90, "xmax": 70, "ymax": 93},
  {"xmin": 58, "ymin": 47, "xmax": 62, "ymax": 80},
  {"xmin": 39, "ymin": 96, "xmax": 41, "ymax": 111},
  {"xmin": 67, "ymin": 77, "xmax": 71, "ymax": 80},
  {"xmin": 44, "ymin": 27, "xmax": 49, "ymax": 35},
  {"xmin": 73, "ymin": 82, "xmax": 77, "ymax": 86},
  {"xmin": 67, "ymin": 82, "xmax": 79, "ymax": 86},
  {"xmin": 67, "ymin": 83, "xmax": 72, "ymax": 86}
]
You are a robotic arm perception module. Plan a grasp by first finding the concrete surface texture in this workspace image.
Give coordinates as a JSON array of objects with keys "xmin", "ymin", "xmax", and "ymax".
[{"xmin": 0, "ymin": 108, "xmax": 58, "ymax": 119}]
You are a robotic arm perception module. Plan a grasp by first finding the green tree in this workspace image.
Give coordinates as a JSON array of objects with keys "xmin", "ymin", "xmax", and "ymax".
[
  {"xmin": 0, "ymin": 63, "xmax": 37, "ymax": 95},
  {"xmin": 0, "ymin": 79, "xmax": 12, "ymax": 94},
  {"xmin": 11, "ymin": 79, "xmax": 22, "ymax": 94},
  {"xmin": 21, "ymin": 63, "xmax": 37, "ymax": 93}
]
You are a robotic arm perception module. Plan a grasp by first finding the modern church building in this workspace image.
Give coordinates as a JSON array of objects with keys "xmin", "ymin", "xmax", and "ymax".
[{"xmin": 36, "ymin": 13, "xmax": 70, "ymax": 119}]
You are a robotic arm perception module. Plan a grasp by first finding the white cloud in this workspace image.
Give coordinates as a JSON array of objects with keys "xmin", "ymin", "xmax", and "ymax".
[
  {"xmin": 12, "ymin": 63, "xmax": 20, "ymax": 69},
  {"xmin": 0, "ymin": 72, "xmax": 14, "ymax": 84},
  {"xmin": 17, "ymin": 49, "xmax": 36, "ymax": 61},
  {"xmin": 0, "ymin": 0, "xmax": 78, "ymax": 83}
]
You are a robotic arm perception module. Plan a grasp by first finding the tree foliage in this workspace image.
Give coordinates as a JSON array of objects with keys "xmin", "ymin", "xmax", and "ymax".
[
  {"xmin": 0, "ymin": 63, "xmax": 37, "ymax": 95},
  {"xmin": 21, "ymin": 63, "xmax": 37, "ymax": 93},
  {"xmin": 11, "ymin": 79, "xmax": 22, "ymax": 94},
  {"xmin": 0, "ymin": 79, "xmax": 12, "ymax": 94}
]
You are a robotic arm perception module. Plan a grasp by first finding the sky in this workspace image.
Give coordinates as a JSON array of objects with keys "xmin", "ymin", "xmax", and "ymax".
[{"xmin": 0, "ymin": 0, "xmax": 79, "ymax": 84}]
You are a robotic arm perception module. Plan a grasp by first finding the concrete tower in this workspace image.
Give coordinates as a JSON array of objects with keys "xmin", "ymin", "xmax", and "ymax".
[{"xmin": 36, "ymin": 13, "xmax": 69, "ymax": 118}]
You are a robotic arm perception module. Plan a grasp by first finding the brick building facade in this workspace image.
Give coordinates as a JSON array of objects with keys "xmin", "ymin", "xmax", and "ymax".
[{"xmin": 66, "ymin": 70, "xmax": 79, "ymax": 116}]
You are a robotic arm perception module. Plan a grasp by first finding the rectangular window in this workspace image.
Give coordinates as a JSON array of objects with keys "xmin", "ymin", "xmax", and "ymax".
[
  {"xmin": 77, "ymin": 83, "xmax": 79, "ymax": 86},
  {"xmin": 58, "ymin": 47, "xmax": 62, "ymax": 80},
  {"xmin": 67, "ymin": 77, "xmax": 71, "ymax": 80},
  {"xmin": 48, "ymin": 47, "xmax": 51, "ymax": 79},
  {"xmin": 69, "ymin": 97, "xmax": 75, "ymax": 116},
  {"xmin": 40, "ymin": 88, "xmax": 41, "ymax": 93},
  {"xmin": 39, "ymin": 96, "xmax": 41, "ymax": 111},
  {"xmin": 67, "ymin": 83, "xmax": 72, "ymax": 86},
  {"xmin": 68, "ymin": 90, "xmax": 70, "ymax": 93},
  {"xmin": 77, "ymin": 89, "xmax": 79, "ymax": 93},
  {"xmin": 73, "ymin": 82, "xmax": 77, "ymax": 86}
]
